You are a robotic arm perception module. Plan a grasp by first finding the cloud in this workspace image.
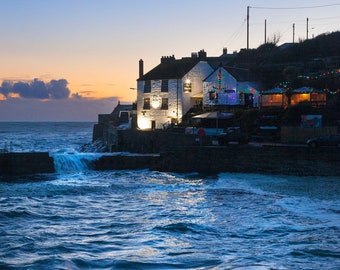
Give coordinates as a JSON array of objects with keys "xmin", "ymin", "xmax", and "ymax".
[{"xmin": 0, "ymin": 78, "xmax": 70, "ymax": 99}]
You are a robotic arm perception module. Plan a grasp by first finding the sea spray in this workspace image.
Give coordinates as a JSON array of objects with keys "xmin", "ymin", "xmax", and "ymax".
[{"xmin": 52, "ymin": 150, "xmax": 103, "ymax": 173}]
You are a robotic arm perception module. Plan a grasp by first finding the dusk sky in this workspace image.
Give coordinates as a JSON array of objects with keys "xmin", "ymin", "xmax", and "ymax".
[{"xmin": 0, "ymin": 0, "xmax": 339, "ymax": 121}]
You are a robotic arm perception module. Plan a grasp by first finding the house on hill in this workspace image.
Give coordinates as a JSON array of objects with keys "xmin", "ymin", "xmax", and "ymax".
[
  {"xmin": 203, "ymin": 66, "xmax": 260, "ymax": 107},
  {"xmin": 136, "ymin": 50, "xmax": 213, "ymax": 129}
]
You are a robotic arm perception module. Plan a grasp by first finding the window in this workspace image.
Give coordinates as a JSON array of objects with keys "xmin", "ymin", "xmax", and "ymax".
[
  {"xmin": 183, "ymin": 81, "xmax": 191, "ymax": 93},
  {"xmin": 161, "ymin": 98, "xmax": 168, "ymax": 110},
  {"xmin": 143, "ymin": 98, "xmax": 150, "ymax": 109},
  {"xmin": 209, "ymin": 91, "xmax": 216, "ymax": 100},
  {"xmin": 144, "ymin": 81, "xmax": 151, "ymax": 93},
  {"xmin": 161, "ymin": 80, "xmax": 168, "ymax": 92}
]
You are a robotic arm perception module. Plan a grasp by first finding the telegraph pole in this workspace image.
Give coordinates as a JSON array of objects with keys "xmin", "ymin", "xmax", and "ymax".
[
  {"xmin": 293, "ymin": 23, "xmax": 295, "ymax": 43},
  {"xmin": 247, "ymin": 6, "xmax": 250, "ymax": 49},
  {"xmin": 264, "ymin": 19, "xmax": 267, "ymax": 44},
  {"xmin": 306, "ymin": 17, "xmax": 309, "ymax": 40}
]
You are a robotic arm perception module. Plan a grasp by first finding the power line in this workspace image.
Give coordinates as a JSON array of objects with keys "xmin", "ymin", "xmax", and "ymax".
[
  {"xmin": 246, "ymin": 4, "xmax": 340, "ymax": 48},
  {"xmin": 250, "ymin": 3, "xmax": 340, "ymax": 10}
]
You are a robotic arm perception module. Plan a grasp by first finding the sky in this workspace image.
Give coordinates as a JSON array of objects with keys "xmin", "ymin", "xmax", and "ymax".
[{"xmin": 0, "ymin": 0, "xmax": 339, "ymax": 121}]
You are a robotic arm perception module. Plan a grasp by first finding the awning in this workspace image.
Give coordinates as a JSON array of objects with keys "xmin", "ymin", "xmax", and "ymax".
[
  {"xmin": 262, "ymin": 88, "xmax": 285, "ymax": 94},
  {"xmin": 191, "ymin": 93, "xmax": 203, "ymax": 98},
  {"xmin": 192, "ymin": 111, "xmax": 233, "ymax": 119},
  {"xmin": 292, "ymin": 86, "xmax": 323, "ymax": 94}
]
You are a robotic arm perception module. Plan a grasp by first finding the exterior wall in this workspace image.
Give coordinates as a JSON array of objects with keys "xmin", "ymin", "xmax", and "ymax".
[
  {"xmin": 261, "ymin": 94, "xmax": 288, "ymax": 108},
  {"xmin": 203, "ymin": 68, "xmax": 260, "ymax": 107},
  {"xmin": 137, "ymin": 61, "xmax": 213, "ymax": 129},
  {"xmin": 203, "ymin": 68, "xmax": 238, "ymax": 106},
  {"xmin": 137, "ymin": 79, "xmax": 184, "ymax": 129},
  {"xmin": 183, "ymin": 61, "xmax": 214, "ymax": 110},
  {"xmin": 281, "ymin": 126, "xmax": 337, "ymax": 143},
  {"xmin": 237, "ymin": 82, "xmax": 260, "ymax": 107},
  {"xmin": 291, "ymin": 93, "xmax": 310, "ymax": 105}
]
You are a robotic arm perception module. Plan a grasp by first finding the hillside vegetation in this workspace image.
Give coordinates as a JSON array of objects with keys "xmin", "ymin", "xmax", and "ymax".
[{"xmin": 232, "ymin": 31, "xmax": 340, "ymax": 91}]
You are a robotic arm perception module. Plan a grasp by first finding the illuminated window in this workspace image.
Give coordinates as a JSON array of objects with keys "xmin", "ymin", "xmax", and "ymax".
[
  {"xmin": 161, "ymin": 98, "xmax": 168, "ymax": 110},
  {"xmin": 183, "ymin": 81, "xmax": 191, "ymax": 93},
  {"xmin": 143, "ymin": 98, "xmax": 150, "ymax": 109},
  {"xmin": 209, "ymin": 91, "xmax": 216, "ymax": 100},
  {"xmin": 161, "ymin": 80, "xmax": 168, "ymax": 92},
  {"xmin": 144, "ymin": 81, "xmax": 151, "ymax": 93}
]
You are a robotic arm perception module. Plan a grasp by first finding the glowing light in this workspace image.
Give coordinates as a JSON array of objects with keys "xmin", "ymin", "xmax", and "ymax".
[
  {"xmin": 138, "ymin": 118, "xmax": 150, "ymax": 130},
  {"xmin": 151, "ymin": 95, "xmax": 160, "ymax": 109},
  {"xmin": 8, "ymin": 93, "xmax": 20, "ymax": 98},
  {"xmin": 183, "ymin": 80, "xmax": 192, "ymax": 93}
]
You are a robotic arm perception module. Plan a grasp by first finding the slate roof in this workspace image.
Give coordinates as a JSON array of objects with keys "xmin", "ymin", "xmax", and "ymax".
[
  {"xmin": 262, "ymin": 88, "xmax": 285, "ymax": 94},
  {"xmin": 110, "ymin": 102, "xmax": 133, "ymax": 117},
  {"xmin": 204, "ymin": 65, "xmax": 254, "ymax": 82},
  {"xmin": 138, "ymin": 58, "xmax": 201, "ymax": 81},
  {"xmin": 138, "ymin": 53, "xmax": 254, "ymax": 82}
]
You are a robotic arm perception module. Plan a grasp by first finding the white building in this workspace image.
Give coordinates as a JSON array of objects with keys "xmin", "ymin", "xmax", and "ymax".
[
  {"xmin": 137, "ymin": 50, "xmax": 213, "ymax": 129},
  {"xmin": 203, "ymin": 66, "xmax": 260, "ymax": 107},
  {"xmin": 136, "ymin": 49, "xmax": 260, "ymax": 130}
]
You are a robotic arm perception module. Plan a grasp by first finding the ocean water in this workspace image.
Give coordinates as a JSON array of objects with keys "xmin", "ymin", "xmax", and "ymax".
[{"xmin": 0, "ymin": 122, "xmax": 339, "ymax": 270}]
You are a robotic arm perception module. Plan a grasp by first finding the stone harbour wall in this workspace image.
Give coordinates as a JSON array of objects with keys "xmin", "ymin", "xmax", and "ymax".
[
  {"xmin": 0, "ymin": 152, "xmax": 55, "ymax": 176},
  {"xmin": 153, "ymin": 145, "xmax": 340, "ymax": 176},
  {"xmin": 94, "ymin": 145, "xmax": 340, "ymax": 177}
]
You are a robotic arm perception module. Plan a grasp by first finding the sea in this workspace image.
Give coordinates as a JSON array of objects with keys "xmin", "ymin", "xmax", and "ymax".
[{"xmin": 0, "ymin": 122, "xmax": 339, "ymax": 270}]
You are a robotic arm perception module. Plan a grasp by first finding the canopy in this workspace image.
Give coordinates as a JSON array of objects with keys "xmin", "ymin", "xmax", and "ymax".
[
  {"xmin": 262, "ymin": 88, "xmax": 285, "ymax": 94},
  {"xmin": 292, "ymin": 86, "xmax": 323, "ymax": 94},
  {"xmin": 192, "ymin": 112, "xmax": 233, "ymax": 119}
]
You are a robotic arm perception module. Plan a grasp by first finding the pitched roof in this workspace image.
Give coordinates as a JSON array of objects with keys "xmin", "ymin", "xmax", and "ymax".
[
  {"xmin": 110, "ymin": 102, "xmax": 133, "ymax": 117},
  {"xmin": 138, "ymin": 58, "xmax": 200, "ymax": 81},
  {"xmin": 262, "ymin": 88, "xmax": 285, "ymax": 94},
  {"xmin": 204, "ymin": 65, "xmax": 254, "ymax": 82}
]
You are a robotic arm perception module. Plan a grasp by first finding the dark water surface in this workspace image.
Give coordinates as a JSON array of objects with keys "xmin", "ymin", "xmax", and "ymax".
[{"xmin": 0, "ymin": 122, "xmax": 339, "ymax": 269}]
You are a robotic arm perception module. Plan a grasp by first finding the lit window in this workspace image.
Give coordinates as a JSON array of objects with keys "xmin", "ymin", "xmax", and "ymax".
[
  {"xmin": 161, "ymin": 80, "xmax": 168, "ymax": 92},
  {"xmin": 209, "ymin": 91, "xmax": 216, "ymax": 100},
  {"xmin": 183, "ymin": 80, "xmax": 191, "ymax": 93},
  {"xmin": 144, "ymin": 81, "xmax": 151, "ymax": 93},
  {"xmin": 161, "ymin": 98, "xmax": 168, "ymax": 110},
  {"xmin": 143, "ymin": 98, "xmax": 150, "ymax": 109}
]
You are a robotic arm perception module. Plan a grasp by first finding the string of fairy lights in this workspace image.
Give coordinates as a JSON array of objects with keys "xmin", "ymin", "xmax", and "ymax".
[{"xmin": 276, "ymin": 68, "xmax": 340, "ymax": 94}]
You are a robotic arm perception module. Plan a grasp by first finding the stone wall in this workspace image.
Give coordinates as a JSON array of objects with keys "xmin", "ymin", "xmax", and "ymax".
[
  {"xmin": 153, "ymin": 145, "xmax": 340, "ymax": 176},
  {"xmin": 0, "ymin": 152, "xmax": 55, "ymax": 176},
  {"xmin": 281, "ymin": 126, "xmax": 338, "ymax": 143},
  {"xmin": 116, "ymin": 130, "xmax": 198, "ymax": 153},
  {"xmin": 94, "ymin": 145, "xmax": 340, "ymax": 177}
]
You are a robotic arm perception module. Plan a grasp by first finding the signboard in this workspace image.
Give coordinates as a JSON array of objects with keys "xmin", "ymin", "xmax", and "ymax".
[{"xmin": 301, "ymin": 115, "xmax": 322, "ymax": 127}]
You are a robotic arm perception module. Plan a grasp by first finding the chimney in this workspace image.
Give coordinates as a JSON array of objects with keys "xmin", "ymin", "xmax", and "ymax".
[
  {"xmin": 223, "ymin": 48, "xmax": 228, "ymax": 55},
  {"xmin": 160, "ymin": 55, "xmax": 176, "ymax": 63},
  {"xmin": 139, "ymin": 59, "xmax": 144, "ymax": 78},
  {"xmin": 198, "ymin": 49, "xmax": 207, "ymax": 59}
]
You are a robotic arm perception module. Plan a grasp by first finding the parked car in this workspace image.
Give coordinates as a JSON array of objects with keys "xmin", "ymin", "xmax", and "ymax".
[
  {"xmin": 306, "ymin": 134, "xmax": 340, "ymax": 148},
  {"xmin": 217, "ymin": 127, "xmax": 249, "ymax": 145}
]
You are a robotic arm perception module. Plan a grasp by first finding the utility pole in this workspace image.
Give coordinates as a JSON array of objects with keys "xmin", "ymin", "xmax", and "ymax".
[
  {"xmin": 293, "ymin": 23, "xmax": 295, "ymax": 43},
  {"xmin": 247, "ymin": 6, "xmax": 250, "ymax": 49},
  {"xmin": 264, "ymin": 19, "xmax": 267, "ymax": 44},
  {"xmin": 306, "ymin": 17, "xmax": 309, "ymax": 40}
]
